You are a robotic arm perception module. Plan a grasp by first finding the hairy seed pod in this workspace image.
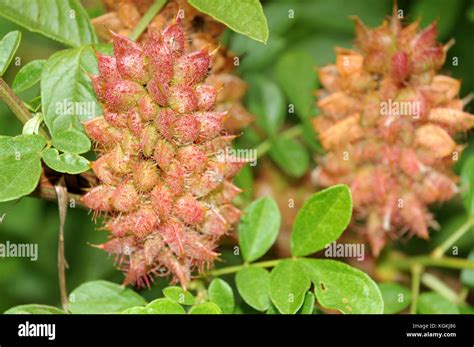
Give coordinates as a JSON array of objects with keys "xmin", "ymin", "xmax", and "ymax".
[
  {"xmin": 82, "ymin": 18, "xmax": 244, "ymax": 288},
  {"xmin": 313, "ymin": 8, "xmax": 474, "ymax": 256},
  {"xmin": 93, "ymin": 0, "xmax": 254, "ymax": 131}
]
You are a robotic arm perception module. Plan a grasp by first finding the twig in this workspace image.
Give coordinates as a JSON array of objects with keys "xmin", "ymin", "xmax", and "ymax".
[
  {"xmin": 54, "ymin": 176, "xmax": 69, "ymax": 312},
  {"xmin": 0, "ymin": 78, "xmax": 49, "ymax": 138},
  {"xmin": 421, "ymin": 272, "xmax": 460, "ymax": 304},
  {"xmin": 129, "ymin": 0, "xmax": 167, "ymax": 41},
  {"xmin": 32, "ymin": 182, "xmax": 87, "ymax": 210}
]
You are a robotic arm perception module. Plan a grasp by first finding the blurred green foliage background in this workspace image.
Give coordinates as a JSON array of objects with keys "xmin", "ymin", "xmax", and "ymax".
[{"xmin": 0, "ymin": 0, "xmax": 473, "ymax": 312}]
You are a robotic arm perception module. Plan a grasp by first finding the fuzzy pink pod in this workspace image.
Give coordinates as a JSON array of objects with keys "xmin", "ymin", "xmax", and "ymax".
[{"xmin": 313, "ymin": 9, "xmax": 474, "ymax": 256}]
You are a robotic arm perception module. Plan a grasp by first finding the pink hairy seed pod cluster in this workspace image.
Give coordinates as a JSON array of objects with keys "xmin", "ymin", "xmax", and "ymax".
[
  {"xmin": 81, "ymin": 18, "xmax": 245, "ymax": 288},
  {"xmin": 313, "ymin": 10, "xmax": 474, "ymax": 256}
]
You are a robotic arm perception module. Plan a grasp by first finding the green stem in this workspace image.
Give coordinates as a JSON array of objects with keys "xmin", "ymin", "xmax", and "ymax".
[
  {"xmin": 206, "ymin": 259, "xmax": 284, "ymax": 277},
  {"xmin": 209, "ymin": 253, "xmax": 474, "ymax": 278},
  {"xmin": 32, "ymin": 184, "xmax": 86, "ymax": 209},
  {"xmin": 0, "ymin": 78, "xmax": 49, "ymax": 138},
  {"xmin": 421, "ymin": 272, "xmax": 460, "ymax": 304},
  {"xmin": 256, "ymin": 125, "xmax": 303, "ymax": 158},
  {"xmin": 410, "ymin": 264, "xmax": 422, "ymax": 314},
  {"xmin": 431, "ymin": 217, "xmax": 474, "ymax": 258},
  {"xmin": 388, "ymin": 255, "xmax": 474, "ymax": 270},
  {"xmin": 129, "ymin": 0, "xmax": 167, "ymax": 41}
]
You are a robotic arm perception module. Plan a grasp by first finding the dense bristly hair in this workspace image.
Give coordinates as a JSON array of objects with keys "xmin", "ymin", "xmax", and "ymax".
[
  {"xmin": 81, "ymin": 18, "xmax": 245, "ymax": 288},
  {"xmin": 313, "ymin": 9, "xmax": 474, "ymax": 256}
]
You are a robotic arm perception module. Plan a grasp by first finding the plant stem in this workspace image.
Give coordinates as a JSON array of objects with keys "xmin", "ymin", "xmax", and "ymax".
[
  {"xmin": 421, "ymin": 272, "xmax": 460, "ymax": 304},
  {"xmin": 55, "ymin": 177, "xmax": 69, "ymax": 312},
  {"xmin": 431, "ymin": 217, "xmax": 474, "ymax": 258},
  {"xmin": 32, "ymin": 183, "xmax": 87, "ymax": 210},
  {"xmin": 0, "ymin": 78, "xmax": 31, "ymax": 124},
  {"xmin": 209, "ymin": 253, "xmax": 474, "ymax": 278},
  {"xmin": 410, "ymin": 264, "xmax": 422, "ymax": 314},
  {"xmin": 387, "ymin": 255, "xmax": 474, "ymax": 270},
  {"xmin": 129, "ymin": 0, "xmax": 167, "ymax": 41},
  {"xmin": 206, "ymin": 258, "xmax": 284, "ymax": 277},
  {"xmin": 0, "ymin": 78, "xmax": 49, "ymax": 138},
  {"xmin": 256, "ymin": 125, "xmax": 303, "ymax": 158}
]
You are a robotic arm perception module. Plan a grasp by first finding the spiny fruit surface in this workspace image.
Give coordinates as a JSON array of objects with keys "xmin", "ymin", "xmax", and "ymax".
[
  {"xmin": 81, "ymin": 18, "xmax": 245, "ymax": 288},
  {"xmin": 313, "ymin": 11, "xmax": 474, "ymax": 256},
  {"xmin": 93, "ymin": 0, "xmax": 253, "ymax": 131}
]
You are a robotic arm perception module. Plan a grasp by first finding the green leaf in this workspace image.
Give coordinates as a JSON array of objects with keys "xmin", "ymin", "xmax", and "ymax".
[
  {"xmin": 12, "ymin": 60, "xmax": 46, "ymax": 93},
  {"xmin": 270, "ymin": 260, "xmax": 310, "ymax": 314},
  {"xmin": 378, "ymin": 282, "xmax": 412, "ymax": 314},
  {"xmin": 41, "ymin": 45, "xmax": 102, "ymax": 152},
  {"xmin": 300, "ymin": 118, "xmax": 321, "ymax": 152},
  {"xmin": 298, "ymin": 292, "xmax": 315, "ymax": 315},
  {"xmin": 188, "ymin": 0, "xmax": 268, "ymax": 43},
  {"xmin": 0, "ymin": 0, "xmax": 97, "ymax": 47},
  {"xmin": 276, "ymin": 50, "xmax": 317, "ymax": 120},
  {"xmin": 121, "ymin": 306, "xmax": 151, "ymax": 314},
  {"xmin": 42, "ymin": 148, "xmax": 90, "ymax": 174},
  {"xmin": 246, "ymin": 76, "xmax": 285, "ymax": 136},
  {"xmin": 269, "ymin": 137, "xmax": 310, "ymax": 178},
  {"xmin": 291, "ymin": 185, "xmax": 352, "ymax": 257},
  {"xmin": 208, "ymin": 278, "xmax": 235, "ymax": 314},
  {"xmin": 146, "ymin": 298, "xmax": 186, "ymax": 314},
  {"xmin": 25, "ymin": 96, "xmax": 42, "ymax": 113},
  {"xmin": 4, "ymin": 304, "xmax": 65, "ymax": 314},
  {"xmin": 274, "ymin": 50, "xmax": 320, "ymax": 151},
  {"xmin": 301, "ymin": 259, "xmax": 384, "ymax": 314},
  {"xmin": 51, "ymin": 129, "xmax": 91, "ymax": 154},
  {"xmin": 188, "ymin": 302, "xmax": 222, "ymax": 314},
  {"xmin": 239, "ymin": 197, "xmax": 281, "ymax": 262},
  {"xmin": 0, "ymin": 134, "xmax": 46, "ymax": 202},
  {"xmin": 461, "ymin": 249, "xmax": 474, "ymax": 288},
  {"xmin": 418, "ymin": 292, "xmax": 459, "ymax": 314},
  {"xmin": 22, "ymin": 113, "xmax": 44, "ymax": 135},
  {"xmin": 68, "ymin": 280, "xmax": 147, "ymax": 314},
  {"xmin": 162, "ymin": 286, "xmax": 196, "ymax": 306},
  {"xmin": 461, "ymin": 156, "xmax": 474, "ymax": 216},
  {"xmin": 0, "ymin": 31, "xmax": 21, "ymax": 76},
  {"xmin": 94, "ymin": 43, "xmax": 114, "ymax": 56},
  {"xmin": 233, "ymin": 164, "xmax": 253, "ymax": 203},
  {"xmin": 235, "ymin": 267, "xmax": 271, "ymax": 311}
]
